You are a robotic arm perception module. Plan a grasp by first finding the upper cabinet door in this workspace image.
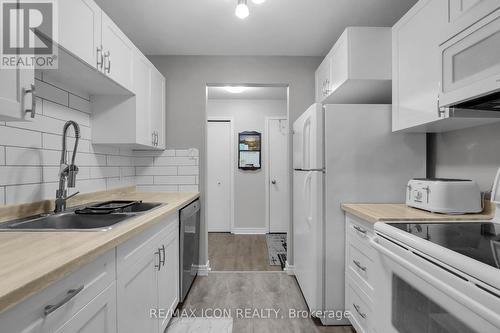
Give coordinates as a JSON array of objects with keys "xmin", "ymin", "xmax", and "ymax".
[
  {"xmin": 443, "ymin": 0, "xmax": 500, "ymax": 42},
  {"xmin": 134, "ymin": 52, "xmax": 152, "ymax": 147},
  {"xmin": 150, "ymin": 68, "xmax": 166, "ymax": 149},
  {"xmin": 59, "ymin": 0, "xmax": 102, "ymax": 69},
  {"xmin": 315, "ymin": 56, "xmax": 331, "ymax": 103},
  {"xmin": 392, "ymin": 0, "xmax": 448, "ymax": 131},
  {"xmin": 101, "ymin": 12, "xmax": 134, "ymax": 91},
  {"xmin": 0, "ymin": 0, "xmax": 35, "ymax": 122}
]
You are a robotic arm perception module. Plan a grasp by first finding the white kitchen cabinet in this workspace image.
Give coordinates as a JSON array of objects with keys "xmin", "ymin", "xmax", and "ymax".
[
  {"xmin": 315, "ymin": 55, "xmax": 332, "ymax": 102},
  {"xmin": 0, "ymin": 0, "xmax": 35, "ymax": 122},
  {"xmin": 150, "ymin": 68, "xmax": 166, "ymax": 149},
  {"xmin": 392, "ymin": 0, "xmax": 448, "ymax": 132},
  {"xmin": 315, "ymin": 27, "xmax": 391, "ymax": 104},
  {"xmin": 157, "ymin": 223, "xmax": 180, "ymax": 332},
  {"xmin": 0, "ymin": 251, "xmax": 115, "ymax": 333},
  {"xmin": 92, "ymin": 50, "xmax": 166, "ymax": 150},
  {"xmin": 54, "ymin": 283, "xmax": 117, "ymax": 333},
  {"xmin": 58, "ymin": 0, "xmax": 101, "ymax": 70},
  {"xmin": 101, "ymin": 12, "xmax": 135, "ymax": 92},
  {"xmin": 117, "ymin": 213, "xmax": 180, "ymax": 333},
  {"xmin": 344, "ymin": 214, "xmax": 377, "ymax": 333},
  {"xmin": 443, "ymin": 0, "xmax": 500, "ymax": 42}
]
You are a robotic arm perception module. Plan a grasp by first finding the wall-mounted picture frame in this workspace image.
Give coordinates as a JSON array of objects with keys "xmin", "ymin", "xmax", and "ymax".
[{"xmin": 238, "ymin": 131, "xmax": 262, "ymax": 170}]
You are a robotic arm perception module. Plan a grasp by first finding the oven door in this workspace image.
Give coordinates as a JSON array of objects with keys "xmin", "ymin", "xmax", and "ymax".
[
  {"xmin": 439, "ymin": 9, "xmax": 500, "ymax": 108},
  {"xmin": 371, "ymin": 235, "xmax": 500, "ymax": 333}
]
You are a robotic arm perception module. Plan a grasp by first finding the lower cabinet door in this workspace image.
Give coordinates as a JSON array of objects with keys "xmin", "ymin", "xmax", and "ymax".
[
  {"xmin": 117, "ymin": 249, "xmax": 159, "ymax": 333},
  {"xmin": 157, "ymin": 224, "xmax": 180, "ymax": 332},
  {"xmin": 54, "ymin": 283, "xmax": 117, "ymax": 333}
]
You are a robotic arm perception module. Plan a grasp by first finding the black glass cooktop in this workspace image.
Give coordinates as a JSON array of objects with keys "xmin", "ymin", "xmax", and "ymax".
[{"xmin": 391, "ymin": 222, "xmax": 500, "ymax": 269}]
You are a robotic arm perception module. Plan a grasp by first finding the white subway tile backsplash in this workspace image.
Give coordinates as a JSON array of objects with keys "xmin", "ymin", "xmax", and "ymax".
[
  {"xmin": 179, "ymin": 185, "xmax": 199, "ymax": 192},
  {"xmin": 43, "ymin": 100, "xmax": 91, "ymax": 127},
  {"xmin": 134, "ymin": 157, "xmax": 154, "ymax": 166},
  {"xmin": 136, "ymin": 166, "xmax": 177, "ymax": 176},
  {"xmin": 178, "ymin": 166, "xmax": 199, "ymax": 176},
  {"xmin": 1, "ymin": 77, "xmax": 199, "ymax": 205},
  {"xmin": 0, "ymin": 166, "xmax": 42, "ymax": 185},
  {"xmin": 154, "ymin": 175, "xmax": 196, "ymax": 185},
  {"xmin": 0, "ymin": 125, "xmax": 42, "ymax": 148},
  {"xmin": 6, "ymin": 182, "xmax": 58, "ymax": 204},
  {"xmin": 35, "ymin": 79, "xmax": 68, "ymax": 106},
  {"xmin": 69, "ymin": 94, "xmax": 91, "ymax": 114},
  {"xmin": 137, "ymin": 185, "xmax": 179, "ymax": 192},
  {"xmin": 155, "ymin": 156, "xmax": 197, "ymax": 166},
  {"xmin": 135, "ymin": 176, "xmax": 154, "ymax": 185},
  {"xmin": 6, "ymin": 147, "xmax": 60, "ymax": 166}
]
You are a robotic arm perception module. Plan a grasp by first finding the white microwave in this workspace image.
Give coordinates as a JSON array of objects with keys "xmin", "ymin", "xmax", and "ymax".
[{"xmin": 439, "ymin": 9, "xmax": 500, "ymax": 111}]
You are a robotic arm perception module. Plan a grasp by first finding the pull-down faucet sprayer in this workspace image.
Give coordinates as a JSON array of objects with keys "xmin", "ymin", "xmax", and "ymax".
[{"xmin": 54, "ymin": 121, "xmax": 81, "ymax": 213}]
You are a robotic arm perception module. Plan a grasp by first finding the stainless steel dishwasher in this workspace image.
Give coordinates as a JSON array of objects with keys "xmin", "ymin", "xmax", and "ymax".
[{"xmin": 179, "ymin": 199, "xmax": 200, "ymax": 302}]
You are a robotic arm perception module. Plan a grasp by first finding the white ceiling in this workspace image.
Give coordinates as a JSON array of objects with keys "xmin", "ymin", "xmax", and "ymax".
[
  {"xmin": 94, "ymin": 0, "xmax": 417, "ymax": 56},
  {"xmin": 208, "ymin": 86, "xmax": 287, "ymax": 100}
]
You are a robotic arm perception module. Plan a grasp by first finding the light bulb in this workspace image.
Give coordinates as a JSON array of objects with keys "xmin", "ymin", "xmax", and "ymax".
[
  {"xmin": 252, "ymin": 0, "xmax": 266, "ymax": 4},
  {"xmin": 224, "ymin": 86, "xmax": 247, "ymax": 93},
  {"xmin": 235, "ymin": 0, "xmax": 249, "ymax": 19}
]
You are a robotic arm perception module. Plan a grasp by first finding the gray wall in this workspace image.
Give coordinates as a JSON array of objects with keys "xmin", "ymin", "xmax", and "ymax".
[
  {"xmin": 207, "ymin": 98, "xmax": 287, "ymax": 231},
  {"xmin": 431, "ymin": 121, "xmax": 500, "ymax": 191},
  {"xmin": 148, "ymin": 55, "xmax": 321, "ymax": 266}
]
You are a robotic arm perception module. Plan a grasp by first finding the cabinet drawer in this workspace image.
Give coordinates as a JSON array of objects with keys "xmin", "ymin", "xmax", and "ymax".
[
  {"xmin": 0, "ymin": 250, "xmax": 115, "ymax": 333},
  {"xmin": 347, "ymin": 244, "xmax": 374, "ymax": 297},
  {"xmin": 117, "ymin": 212, "xmax": 178, "ymax": 274},
  {"xmin": 346, "ymin": 275, "xmax": 373, "ymax": 333}
]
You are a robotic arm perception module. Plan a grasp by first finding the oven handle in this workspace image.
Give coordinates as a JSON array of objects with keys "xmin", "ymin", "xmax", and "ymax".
[{"xmin": 370, "ymin": 237, "xmax": 500, "ymax": 326}]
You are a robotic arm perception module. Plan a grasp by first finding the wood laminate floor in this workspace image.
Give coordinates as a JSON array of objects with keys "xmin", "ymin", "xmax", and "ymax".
[
  {"xmin": 208, "ymin": 233, "xmax": 282, "ymax": 271},
  {"xmin": 178, "ymin": 272, "xmax": 355, "ymax": 333}
]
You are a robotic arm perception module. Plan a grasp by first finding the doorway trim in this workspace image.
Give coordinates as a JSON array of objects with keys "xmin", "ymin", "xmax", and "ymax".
[
  {"xmin": 265, "ymin": 116, "xmax": 290, "ymax": 234},
  {"xmin": 206, "ymin": 116, "xmax": 235, "ymax": 233}
]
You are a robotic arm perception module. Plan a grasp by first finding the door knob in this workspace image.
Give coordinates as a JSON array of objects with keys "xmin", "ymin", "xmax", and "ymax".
[{"xmin": 271, "ymin": 180, "xmax": 277, "ymax": 185}]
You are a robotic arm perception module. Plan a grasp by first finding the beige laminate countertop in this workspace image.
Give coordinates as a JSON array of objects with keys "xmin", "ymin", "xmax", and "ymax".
[
  {"xmin": 341, "ymin": 203, "xmax": 495, "ymax": 224},
  {"xmin": 0, "ymin": 187, "xmax": 199, "ymax": 313}
]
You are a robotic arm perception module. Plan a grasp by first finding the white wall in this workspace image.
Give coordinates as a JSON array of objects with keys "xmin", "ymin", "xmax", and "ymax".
[
  {"xmin": 207, "ymin": 98, "xmax": 287, "ymax": 232},
  {"xmin": 431, "ymin": 121, "xmax": 500, "ymax": 191},
  {"xmin": 148, "ymin": 55, "xmax": 320, "ymax": 266}
]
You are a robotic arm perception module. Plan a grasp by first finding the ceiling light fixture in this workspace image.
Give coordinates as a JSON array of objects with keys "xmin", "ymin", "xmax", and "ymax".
[
  {"xmin": 235, "ymin": 0, "xmax": 249, "ymax": 19},
  {"xmin": 252, "ymin": 0, "xmax": 266, "ymax": 4},
  {"xmin": 224, "ymin": 86, "xmax": 247, "ymax": 94}
]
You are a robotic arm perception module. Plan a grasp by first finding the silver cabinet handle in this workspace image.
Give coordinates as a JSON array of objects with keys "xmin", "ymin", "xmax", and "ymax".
[
  {"xmin": 154, "ymin": 131, "xmax": 157, "ymax": 146},
  {"xmin": 23, "ymin": 84, "xmax": 36, "ymax": 118},
  {"xmin": 152, "ymin": 132, "xmax": 156, "ymax": 146},
  {"xmin": 353, "ymin": 225, "xmax": 367, "ymax": 235},
  {"xmin": 104, "ymin": 51, "xmax": 111, "ymax": 74},
  {"xmin": 44, "ymin": 285, "xmax": 84, "ymax": 316},
  {"xmin": 96, "ymin": 46, "xmax": 103, "ymax": 70},
  {"xmin": 353, "ymin": 303, "xmax": 366, "ymax": 319},
  {"xmin": 155, "ymin": 249, "xmax": 162, "ymax": 271},
  {"xmin": 160, "ymin": 245, "xmax": 166, "ymax": 267},
  {"xmin": 437, "ymin": 94, "xmax": 446, "ymax": 118},
  {"xmin": 353, "ymin": 260, "xmax": 367, "ymax": 272}
]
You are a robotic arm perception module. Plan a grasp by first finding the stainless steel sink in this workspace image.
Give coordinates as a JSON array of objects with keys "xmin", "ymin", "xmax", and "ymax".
[{"xmin": 0, "ymin": 201, "xmax": 165, "ymax": 232}]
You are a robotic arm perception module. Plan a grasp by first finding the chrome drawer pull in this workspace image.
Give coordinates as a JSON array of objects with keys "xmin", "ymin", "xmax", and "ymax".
[
  {"xmin": 160, "ymin": 245, "xmax": 166, "ymax": 267},
  {"xmin": 353, "ymin": 303, "xmax": 366, "ymax": 319},
  {"xmin": 44, "ymin": 285, "xmax": 84, "ymax": 316},
  {"xmin": 353, "ymin": 260, "xmax": 367, "ymax": 272},
  {"xmin": 353, "ymin": 225, "xmax": 367, "ymax": 234},
  {"xmin": 24, "ymin": 84, "xmax": 36, "ymax": 118}
]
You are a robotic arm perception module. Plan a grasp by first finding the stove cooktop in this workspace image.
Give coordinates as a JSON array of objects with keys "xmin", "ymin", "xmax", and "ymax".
[{"xmin": 391, "ymin": 222, "xmax": 500, "ymax": 269}]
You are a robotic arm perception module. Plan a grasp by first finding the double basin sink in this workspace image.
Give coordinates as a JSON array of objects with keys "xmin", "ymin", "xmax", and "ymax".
[{"xmin": 0, "ymin": 201, "xmax": 164, "ymax": 232}]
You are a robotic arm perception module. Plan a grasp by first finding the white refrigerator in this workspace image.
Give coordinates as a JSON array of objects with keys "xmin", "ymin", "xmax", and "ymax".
[{"xmin": 292, "ymin": 103, "xmax": 426, "ymax": 325}]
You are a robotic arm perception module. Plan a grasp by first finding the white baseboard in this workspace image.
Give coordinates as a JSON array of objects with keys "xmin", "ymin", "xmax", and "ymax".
[
  {"xmin": 284, "ymin": 261, "xmax": 295, "ymax": 275},
  {"xmin": 195, "ymin": 260, "xmax": 211, "ymax": 276},
  {"xmin": 231, "ymin": 228, "xmax": 267, "ymax": 234}
]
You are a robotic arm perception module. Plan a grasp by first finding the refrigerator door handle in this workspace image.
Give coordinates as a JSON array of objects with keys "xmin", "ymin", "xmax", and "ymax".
[
  {"xmin": 302, "ymin": 118, "xmax": 311, "ymax": 169},
  {"xmin": 304, "ymin": 171, "xmax": 313, "ymax": 228}
]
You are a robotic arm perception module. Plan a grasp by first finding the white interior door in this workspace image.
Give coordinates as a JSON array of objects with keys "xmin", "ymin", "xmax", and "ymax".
[
  {"xmin": 207, "ymin": 121, "xmax": 232, "ymax": 232},
  {"xmin": 268, "ymin": 118, "xmax": 289, "ymax": 233}
]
